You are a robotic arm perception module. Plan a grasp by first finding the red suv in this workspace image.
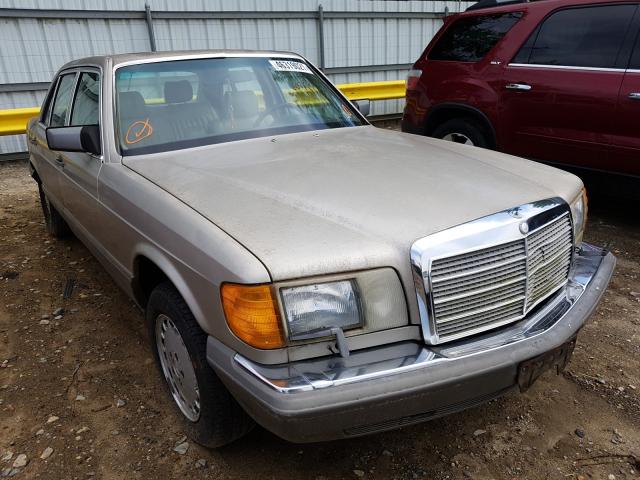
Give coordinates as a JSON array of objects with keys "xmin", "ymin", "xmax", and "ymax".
[{"xmin": 401, "ymin": 0, "xmax": 640, "ymax": 177}]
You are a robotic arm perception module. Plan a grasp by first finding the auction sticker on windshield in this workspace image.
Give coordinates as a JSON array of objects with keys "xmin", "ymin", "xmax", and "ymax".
[{"xmin": 269, "ymin": 59, "xmax": 313, "ymax": 74}]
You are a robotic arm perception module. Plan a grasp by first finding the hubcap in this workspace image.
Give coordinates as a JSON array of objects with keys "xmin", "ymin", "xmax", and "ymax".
[
  {"xmin": 442, "ymin": 132, "xmax": 474, "ymax": 145},
  {"xmin": 155, "ymin": 314, "xmax": 200, "ymax": 422}
]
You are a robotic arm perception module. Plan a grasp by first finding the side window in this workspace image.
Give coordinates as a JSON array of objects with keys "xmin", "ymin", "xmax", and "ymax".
[
  {"xmin": 428, "ymin": 12, "xmax": 523, "ymax": 62},
  {"xmin": 514, "ymin": 5, "xmax": 636, "ymax": 68},
  {"xmin": 625, "ymin": 22, "xmax": 640, "ymax": 69},
  {"xmin": 512, "ymin": 25, "xmax": 539, "ymax": 64},
  {"xmin": 49, "ymin": 73, "xmax": 77, "ymax": 127},
  {"xmin": 71, "ymin": 72, "xmax": 100, "ymax": 126},
  {"xmin": 40, "ymin": 81, "xmax": 58, "ymax": 124}
]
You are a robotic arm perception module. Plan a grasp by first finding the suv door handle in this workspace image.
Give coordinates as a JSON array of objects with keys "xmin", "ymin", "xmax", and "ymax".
[
  {"xmin": 54, "ymin": 154, "xmax": 65, "ymax": 166},
  {"xmin": 29, "ymin": 136, "xmax": 37, "ymax": 145},
  {"xmin": 505, "ymin": 83, "xmax": 532, "ymax": 91},
  {"xmin": 628, "ymin": 92, "xmax": 640, "ymax": 100}
]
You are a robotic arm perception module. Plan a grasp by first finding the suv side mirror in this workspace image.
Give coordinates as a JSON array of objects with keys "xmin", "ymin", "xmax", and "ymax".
[
  {"xmin": 46, "ymin": 125, "xmax": 101, "ymax": 156},
  {"xmin": 354, "ymin": 100, "xmax": 370, "ymax": 117}
]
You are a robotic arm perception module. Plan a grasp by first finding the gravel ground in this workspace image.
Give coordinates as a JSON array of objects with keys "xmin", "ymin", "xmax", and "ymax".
[{"xmin": 0, "ymin": 160, "xmax": 639, "ymax": 480}]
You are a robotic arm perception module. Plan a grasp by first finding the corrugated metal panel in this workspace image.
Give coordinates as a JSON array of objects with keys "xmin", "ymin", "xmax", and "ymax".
[
  {"xmin": 0, "ymin": 0, "xmax": 474, "ymax": 154},
  {"xmin": 0, "ymin": 17, "xmax": 151, "ymax": 84},
  {"xmin": 152, "ymin": 18, "xmax": 320, "ymax": 62},
  {"xmin": 0, "ymin": 0, "xmax": 471, "ymax": 12}
]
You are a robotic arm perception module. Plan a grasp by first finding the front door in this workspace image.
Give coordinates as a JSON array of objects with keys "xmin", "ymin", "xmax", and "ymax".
[
  {"xmin": 499, "ymin": 3, "xmax": 637, "ymax": 171},
  {"xmin": 57, "ymin": 70, "xmax": 103, "ymax": 238}
]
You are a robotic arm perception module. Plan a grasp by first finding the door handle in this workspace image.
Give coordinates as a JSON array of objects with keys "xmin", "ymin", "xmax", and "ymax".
[
  {"xmin": 505, "ymin": 83, "xmax": 532, "ymax": 91},
  {"xmin": 54, "ymin": 154, "xmax": 65, "ymax": 166},
  {"xmin": 628, "ymin": 92, "xmax": 640, "ymax": 100},
  {"xmin": 29, "ymin": 136, "xmax": 37, "ymax": 145}
]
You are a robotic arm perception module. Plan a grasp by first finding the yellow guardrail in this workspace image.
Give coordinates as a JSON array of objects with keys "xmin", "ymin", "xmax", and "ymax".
[
  {"xmin": 338, "ymin": 80, "xmax": 406, "ymax": 101},
  {"xmin": 0, "ymin": 81, "xmax": 407, "ymax": 137},
  {"xmin": 0, "ymin": 107, "xmax": 41, "ymax": 136}
]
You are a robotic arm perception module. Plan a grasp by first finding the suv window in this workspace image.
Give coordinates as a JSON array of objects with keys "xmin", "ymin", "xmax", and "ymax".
[
  {"xmin": 49, "ymin": 73, "xmax": 77, "ymax": 127},
  {"xmin": 513, "ymin": 5, "xmax": 636, "ymax": 68},
  {"xmin": 71, "ymin": 72, "xmax": 100, "ymax": 126},
  {"xmin": 629, "ymin": 28, "xmax": 640, "ymax": 69},
  {"xmin": 429, "ymin": 12, "xmax": 523, "ymax": 62}
]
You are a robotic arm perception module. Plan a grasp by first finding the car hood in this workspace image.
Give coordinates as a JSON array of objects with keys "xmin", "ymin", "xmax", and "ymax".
[{"xmin": 123, "ymin": 126, "xmax": 583, "ymax": 281}]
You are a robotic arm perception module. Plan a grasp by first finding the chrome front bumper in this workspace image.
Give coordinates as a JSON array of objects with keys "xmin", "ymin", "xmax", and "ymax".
[{"xmin": 206, "ymin": 244, "xmax": 614, "ymax": 443}]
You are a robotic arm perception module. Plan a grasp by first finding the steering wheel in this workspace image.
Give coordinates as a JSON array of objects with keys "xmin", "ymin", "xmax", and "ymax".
[{"xmin": 253, "ymin": 102, "xmax": 299, "ymax": 128}]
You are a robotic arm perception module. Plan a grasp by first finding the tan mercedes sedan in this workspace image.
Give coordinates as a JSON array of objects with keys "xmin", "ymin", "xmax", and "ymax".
[{"xmin": 26, "ymin": 50, "xmax": 614, "ymax": 447}]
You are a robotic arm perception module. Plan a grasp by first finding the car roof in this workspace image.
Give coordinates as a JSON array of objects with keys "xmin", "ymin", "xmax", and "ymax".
[
  {"xmin": 456, "ymin": 0, "xmax": 638, "ymax": 16},
  {"xmin": 58, "ymin": 49, "xmax": 304, "ymax": 71}
]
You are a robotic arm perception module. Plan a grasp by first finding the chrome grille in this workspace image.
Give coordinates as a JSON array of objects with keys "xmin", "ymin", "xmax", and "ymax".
[
  {"xmin": 429, "ymin": 212, "xmax": 572, "ymax": 341},
  {"xmin": 526, "ymin": 214, "xmax": 573, "ymax": 305}
]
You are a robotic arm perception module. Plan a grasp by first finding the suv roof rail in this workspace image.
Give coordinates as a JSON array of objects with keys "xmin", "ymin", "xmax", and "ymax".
[{"xmin": 466, "ymin": 0, "xmax": 530, "ymax": 11}]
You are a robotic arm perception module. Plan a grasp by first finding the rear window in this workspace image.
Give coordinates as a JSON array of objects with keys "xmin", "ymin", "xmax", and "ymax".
[{"xmin": 429, "ymin": 12, "xmax": 523, "ymax": 62}]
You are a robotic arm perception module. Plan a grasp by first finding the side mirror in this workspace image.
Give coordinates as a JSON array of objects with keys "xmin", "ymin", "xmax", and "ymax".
[
  {"xmin": 354, "ymin": 100, "xmax": 370, "ymax": 117},
  {"xmin": 46, "ymin": 125, "xmax": 101, "ymax": 156}
]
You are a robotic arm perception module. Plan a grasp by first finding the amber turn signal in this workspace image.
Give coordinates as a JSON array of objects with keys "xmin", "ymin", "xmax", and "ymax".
[{"xmin": 221, "ymin": 283, "xmax": 285, "ymax": 349}]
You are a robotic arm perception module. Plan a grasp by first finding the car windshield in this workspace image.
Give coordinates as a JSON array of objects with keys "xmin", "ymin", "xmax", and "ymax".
[{"xmin": 115, "ymin": 56, "xmax": 365, "ymax": 155}]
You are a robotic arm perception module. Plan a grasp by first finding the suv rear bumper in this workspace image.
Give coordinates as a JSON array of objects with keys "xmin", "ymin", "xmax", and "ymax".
[{"xmin": 206, "ymin": 244, "xmax": 614, "ymax": 443}]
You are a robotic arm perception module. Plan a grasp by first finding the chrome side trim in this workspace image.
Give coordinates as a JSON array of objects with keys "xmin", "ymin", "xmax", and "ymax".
[
  {"xmin": 233, "ymin": 243, "xmax": 606, "ymax": 394},
  {"xmin": 507, "ymin": 63, "xmax": 625, "ymax": 72}
]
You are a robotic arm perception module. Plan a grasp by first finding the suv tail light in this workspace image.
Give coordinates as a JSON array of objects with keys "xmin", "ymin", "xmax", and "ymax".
[{"xmin": 406, "ymin": 69, "xmax": 422, "ymax": 91}]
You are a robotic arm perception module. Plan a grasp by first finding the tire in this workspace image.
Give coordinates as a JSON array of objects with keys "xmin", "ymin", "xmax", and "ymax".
[
  {"xmin": 431, "ymin": 117, "xmax": 490, "ymax": 148},
  {"xmin": 37, "ymin": 183, "xmax": 71, "ymax": 238},
  {"xmin": 146, "ymin": 281, "xmax": 254, "ymax": 448}
]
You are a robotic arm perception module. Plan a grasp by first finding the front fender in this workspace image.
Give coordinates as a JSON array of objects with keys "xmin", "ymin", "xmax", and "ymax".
[{"xmin": 131, "ymin": 241, "xmax": 210, "ymax": 331}]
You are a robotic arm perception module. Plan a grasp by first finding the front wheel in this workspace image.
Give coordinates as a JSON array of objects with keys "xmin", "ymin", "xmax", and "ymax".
[
  {"xmin": 431, "ymin": 118, "xmax": 490, "ymax": 148},
  {"xmin": 146, "ymin": 281, "xmax": 254, "ymax": 448}
]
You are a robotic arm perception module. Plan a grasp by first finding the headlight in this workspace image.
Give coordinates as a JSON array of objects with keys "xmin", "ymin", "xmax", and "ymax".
[
  {"xmin": 280, "ymin": 280, "xmax": 362, "ymax": 339},
  {"xmin": 222, "ymin": 269, "xmax": 407, "ymax": 350},
  {"xmin": 570, "ymin": 188, "xmax": 588, "ymax": 245}
]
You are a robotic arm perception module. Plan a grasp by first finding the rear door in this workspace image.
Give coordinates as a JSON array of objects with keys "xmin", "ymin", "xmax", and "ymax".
[
  {"xmin": 500, "ymin": 3, "xmax": 637, "ymax": 170},
  {"xmin": 34, "ymin": 72, "xmax": 77, "ymax": 207},
  {"xmin": 612, "ymin": 26, "xmax": 640, "ymax": 176},
  {"xmin": 57, "ymin": 69, "xmax": 103, "ymax": 237}
]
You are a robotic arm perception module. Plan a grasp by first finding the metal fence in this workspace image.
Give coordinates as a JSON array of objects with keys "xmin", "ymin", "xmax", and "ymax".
[{"xmin": 0, "ymin": 0, "xmax": 473, "ymax": 154}]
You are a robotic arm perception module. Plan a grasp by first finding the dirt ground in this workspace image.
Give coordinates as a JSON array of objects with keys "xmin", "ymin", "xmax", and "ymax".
[{"xmin": 0, "ymin": 159, "xmax": 638, "ymax": 480}]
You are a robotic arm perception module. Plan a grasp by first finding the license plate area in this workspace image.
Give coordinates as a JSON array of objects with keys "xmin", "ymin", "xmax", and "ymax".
[{"xmin": 517, "ymin": 337, "xmax": 576, "ymax": 392}]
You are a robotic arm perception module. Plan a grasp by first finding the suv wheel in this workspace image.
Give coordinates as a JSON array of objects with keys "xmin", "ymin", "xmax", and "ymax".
[
  {"xmin": 146, "ymin": 281, "xmax": 254, "ymax": 448},
  {"xmin": 432, "ymin": 118, "xmax": 489, "ymax": 148},
  {"xmin": 37, "ymin": 183, "xmax": 71, "ymax": 238}
]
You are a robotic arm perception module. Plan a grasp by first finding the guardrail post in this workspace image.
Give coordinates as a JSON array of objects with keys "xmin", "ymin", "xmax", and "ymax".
[
  {"xmin": 145, "ymin": 3, "xmax": 157, "ymax": 52},
  {"xmin": 317, "ymin": 4, "xmax": 325, "ymax": 70}
]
